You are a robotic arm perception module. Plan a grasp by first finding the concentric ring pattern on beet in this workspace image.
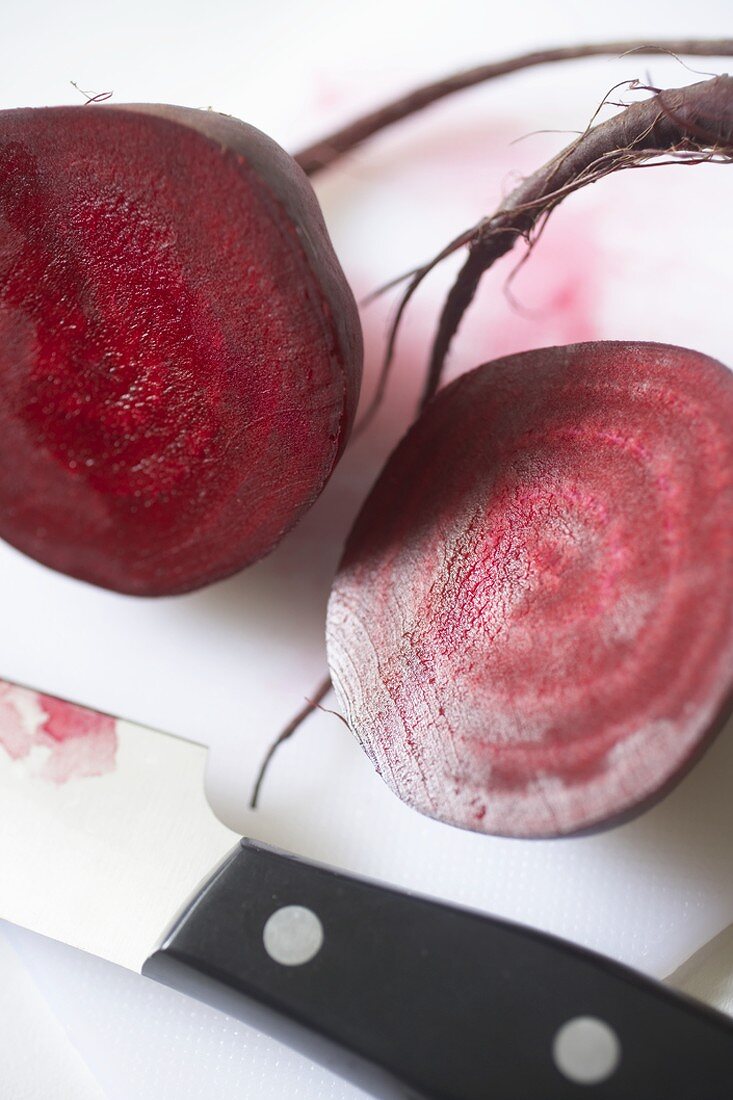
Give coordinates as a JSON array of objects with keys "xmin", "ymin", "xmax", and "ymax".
[
  {"xmin": 327, "ymin": 342, "xmax": 733, "ymax": 837},
  {"xmin": 0, "ymin": 105, "xmax": 361, "ymax": 595}
]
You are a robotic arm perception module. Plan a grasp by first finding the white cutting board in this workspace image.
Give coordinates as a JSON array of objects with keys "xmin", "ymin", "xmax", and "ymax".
[{"xmin": 1, "ymin": 0, "xmax": 733, "ymax": 1096}]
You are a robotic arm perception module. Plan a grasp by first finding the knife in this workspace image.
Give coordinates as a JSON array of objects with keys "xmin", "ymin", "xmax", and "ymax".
[{"xmin": 2, "ymin": 677, "xmax": 733, "ymax": 1099}]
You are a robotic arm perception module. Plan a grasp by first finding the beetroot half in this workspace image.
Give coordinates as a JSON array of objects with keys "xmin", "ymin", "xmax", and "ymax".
[
  {"xmin": 327, "ymin": 342, "xmax": 733, "ymax": 838},
  {"xmin": 0, "ymin": 105, "xmax": 361, "ymax": 595}
]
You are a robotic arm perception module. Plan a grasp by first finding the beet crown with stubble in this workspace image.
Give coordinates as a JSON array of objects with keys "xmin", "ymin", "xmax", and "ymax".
[
  {"xmin": 327, "ymin": 342, "xmax": 733, "ymax": 838},
  {"xmin": 0, "ymin": 104, "xmax": 362, "ymax": 595}
]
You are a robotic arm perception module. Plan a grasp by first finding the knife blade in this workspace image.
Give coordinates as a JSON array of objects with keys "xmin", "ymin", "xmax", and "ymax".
[{"xmin": 2, "ymin": 676, "xmax": 733, "ymax": 1099}]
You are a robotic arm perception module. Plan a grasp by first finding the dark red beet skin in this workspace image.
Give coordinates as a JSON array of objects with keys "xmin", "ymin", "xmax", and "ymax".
[
  {"xmin": 327, "ymin": 342, "xmax": 733, "ymax": 838},
  {"xmin": 0, "ymin": 105, "xmax": 361, "ymax": 595}
]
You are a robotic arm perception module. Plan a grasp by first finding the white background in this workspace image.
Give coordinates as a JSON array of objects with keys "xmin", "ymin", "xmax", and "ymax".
[{"xmin": 1, "ymin": 1, "xmax": 733, "ymax": 1097}]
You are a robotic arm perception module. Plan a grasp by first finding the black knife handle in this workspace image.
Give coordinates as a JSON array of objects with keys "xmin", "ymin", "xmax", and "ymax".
[{"xmin": 143, "ymin": 838, "xmax": 733, "ymax": 1099}]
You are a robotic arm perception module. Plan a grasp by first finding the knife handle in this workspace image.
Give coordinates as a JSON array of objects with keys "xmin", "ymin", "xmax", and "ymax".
[{"xmin": 143, "ymin": 838, "xmax": 733, "ymax": 1099}]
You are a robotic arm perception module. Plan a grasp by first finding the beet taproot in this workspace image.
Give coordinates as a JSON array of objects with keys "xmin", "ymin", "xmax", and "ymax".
[
  {"xmin": 0, "ymin": 104, "xmax": 361, "ymax": 595},
  {"xmin": 327, "ymin": 342, "xmax": 733, "ymax": 838}
]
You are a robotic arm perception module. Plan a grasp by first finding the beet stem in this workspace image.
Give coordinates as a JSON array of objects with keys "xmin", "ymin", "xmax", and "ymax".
[
  {"xmin": 410, "ymin": 74, "xmax": 733, "ymax": 412},
  {"xmin": 294, "ymin": 38, "xmax": 733, "ymax": 176},
  {"xmin": 249, "ymin": 675, "xmax": 333, "ymax": 809}
]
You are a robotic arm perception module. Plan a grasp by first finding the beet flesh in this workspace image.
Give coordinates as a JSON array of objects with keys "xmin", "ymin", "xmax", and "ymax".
[
  {"xmin": 327, "ymin": 342, "xmax": 733, "ymax": 838},
  {"xmin": 0, "ymin": 105, "xmax": 361, "ymax": 595}
]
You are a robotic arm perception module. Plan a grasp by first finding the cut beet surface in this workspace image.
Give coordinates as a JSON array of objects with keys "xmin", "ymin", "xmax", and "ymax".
[
  {"xmin": 0, "ymin": 105, "xmax": 361, "ymax": 595},
  {"xmin": 327, "ymin": 342, "xmax": 733, "ymax": 837}
]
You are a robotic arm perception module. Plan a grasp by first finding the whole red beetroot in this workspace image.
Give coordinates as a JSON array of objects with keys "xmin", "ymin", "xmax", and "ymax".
[
  {"xmin": 0, "ymin": 105, "xmax": 361, "ymax": 595},
  {"xmin": 327, "ymin": 342, "xmax": 733, "ymax": 837}
]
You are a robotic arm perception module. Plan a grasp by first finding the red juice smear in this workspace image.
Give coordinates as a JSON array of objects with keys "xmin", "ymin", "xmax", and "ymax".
[{"xmin": 0, "ymin": 680, "xmax": 117, "ymax": 782}]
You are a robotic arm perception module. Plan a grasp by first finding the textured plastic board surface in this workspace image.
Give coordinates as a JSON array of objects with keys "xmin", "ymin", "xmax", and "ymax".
[
  {"xmin": 3, "ymin": 923, "xmax": 368, "ymax": 1100},
  {"xmin": 0, "ymin": 930, "xmax": 105, "ymax": 1100}
]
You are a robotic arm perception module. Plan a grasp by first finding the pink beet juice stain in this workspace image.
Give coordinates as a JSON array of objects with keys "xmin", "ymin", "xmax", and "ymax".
[
  {"xmin": 0, "ymin": 680, "xmax": 117, "ymax": 782},
  {"xmin": 352, "ymin": 118, "xmax": 603, "ymax": 451}
]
